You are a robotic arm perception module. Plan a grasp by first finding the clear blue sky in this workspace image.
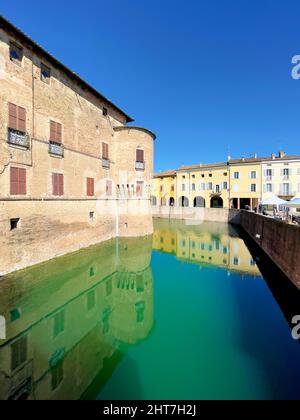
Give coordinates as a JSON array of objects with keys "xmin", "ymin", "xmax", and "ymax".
[{"xmin": 2, "ymin": 0, "xmax": 300, "ymax": 172}]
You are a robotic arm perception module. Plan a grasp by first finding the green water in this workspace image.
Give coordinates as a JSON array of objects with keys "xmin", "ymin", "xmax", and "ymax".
[{"xmin": 1, "ymin": 219, "xmax": 300, "ymax": 400}]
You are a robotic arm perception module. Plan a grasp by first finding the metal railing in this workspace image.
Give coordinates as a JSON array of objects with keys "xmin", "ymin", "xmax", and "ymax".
[
  {"xmin": 102, "ymin": 158, "xmax": 110, "ymax": 169},
  {"xmin": 49, "ymin": 142, "xmax": 64, "ymax": 157},
  {"xmin": 7, "ymin": 129, "xmax": 29, "ymax": 148},
  {"xmin": 135, "ymin": 161, "xmax": 145, "ymax": 171}
]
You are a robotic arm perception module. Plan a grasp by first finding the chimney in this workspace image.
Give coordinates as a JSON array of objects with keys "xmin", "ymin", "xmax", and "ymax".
[
  {"xmin": 278, "ymin": 150, "xmax": 286, "ymax": 158},
  {"xmin": 271, "ymin": 153, "xmax": 276, "ymax": 160}
]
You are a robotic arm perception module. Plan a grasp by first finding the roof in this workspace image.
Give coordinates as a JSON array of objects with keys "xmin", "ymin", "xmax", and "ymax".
[
  {"xmin": 114, "ymin": 126, "xmax": 156, "ymax": 140},
  {"xmin": 154, "ymin": 170, "xmax": 177, "ymax": 178},
  {"xmin": 0, "ymin": 15, "xmax": 134, "ymax": 123},
  {"xmin": 230, "ymin": 155, "xmax": 300, "ymax": 164}
]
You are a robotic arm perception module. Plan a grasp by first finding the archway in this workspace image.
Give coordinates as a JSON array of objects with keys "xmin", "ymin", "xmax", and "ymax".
[
  {"xmin": 161, "ymin": 197, "xmax": 167, "ymax": 206},
  {"xmin": 169, "ymin": 197, "xmax": 175, "ymax": 206},
  {"xmin": 151, "ymin": 196, "xmax": 157, "ymax": 206},
  {"xmin": 210, "ymin": 196, "xmax": 223, "ymax": 208},
  {"xmin": 179, "ymin": 196, "xmax": 189, "ymax": 207},
  {"xmin": 194, "ymin": 196, "xmax": 205, "ymax": 208}
]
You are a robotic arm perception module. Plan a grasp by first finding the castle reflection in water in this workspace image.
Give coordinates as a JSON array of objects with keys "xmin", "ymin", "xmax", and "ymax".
[
  {"xmin": 0, "ymin": 219, "xmax": 261, "ymax": 400},
  {"xmin": 0, "ymin": 236, "xmax": 154, "ymax": 400},
  {"xmin": 153, "ymin": 219, "xmax": 261, "ymax": 277}
]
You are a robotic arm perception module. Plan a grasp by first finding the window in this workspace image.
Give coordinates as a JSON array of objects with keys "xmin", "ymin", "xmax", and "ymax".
[
  {"xmin": 251, "ymin": 171, "xmax": 257, "ymax": 179},
  {"xmin": 201, "ymin": 183, "xmax": 206, "ymax": 191},
  {"xmin": 10, "ymin": 218, "xmax": 20, "ymax": 231},
  {"xmin": 251, "ymin": 184, "xmax": 257, "ymax": 192},
  {"xmin": 89, "ymin": 212, "xmax": 95, "ymax": 222},
  {"xmin": 87, "ymin": 177, "xmax": 94, "ymax": 197},
  {"xmin": 192, "ymin": 174, "xmax": 195, "ymax": 179},
  {"xmin": 10, "ymin": 308, "xmax": 21, "ymax": 322},
  {"xmin": 215, "ymin": 184, "xmax": 220, "ymax": 193},
  {"xmin": 182, "ymin": 176, "xmax": 185, "ymax": 179},
  {"xmin": 160, "ymin": 185, "xmax": 163, "ymax": 192},
  {"xmin": 266, "ymin": 169, "xmax": 273, "ymax": 179},
  {"xmin": 223, "ymin": 182, "xmax": 228, "ymax": 190},
  {"xmin": 283, "ymin": 168, "xmax": 290, "ymax": 178},
  {"xmin": 51, "ymin": 361, "xmax": 64, "ymax": 391},
  {"xmin": 171, "ymin": 185, "xmax": 175, "ymax": 192},
  {"xmin": 8, "ymin": 103, "xmax": 26, "ymax": 133},
  {"xmin": 106, "ymin": 279, "xmax": 112, "ymax": 296},
  {"xmin": 266, "ymin": 183, "xmax": 273, "ymax": 193},
  {"xmin": 41, "ymin": 63, "xmax": 51, "ymax": 83},
  {"xmin": 298, "ymin": 168, "xmax": 300, "ymax": 176},
  {"xmin": 106, "ymin": 180, "xmax": 112, "ymax": 196},
  {"xmin": 102, "ymin": 143, "xmax": 109, "ymax": 168},
  {"xmin": 102, "ymin": 107, "xmax": 108, "ymax": 116},
  {"xmin": 182, "ymin": 184, "xmax": 185, "ymax": 192},
  {"xmin": 223, "ymin": 172, "xmax": 228, "ymax": 176},
  {"xmin": 50, "ymin": 121, "xmax": 62, "ymax": 143},
  {"xmin": 10, "ymin": 42, "xmax": 23, "ymax": 64},
  {"xmin": 53, "ymin": 311, "xmax": 64, "ymax": 337},
  {"xmin": 136, "ymin": 149, "xmax": 144, "ymax": 163},
  {"xmin": 208, "ymin": 182, "xmax": 213, "ymax": 190},
  {"xmin": 192, "ymin": 183, "xmax": 196, "ymax": 191},
  {"xmin": 234, "ymin": 172, "xmax": 240, "ymax": 179},
  {"xmin": 11, "ymin": 336, "xmax": 27, "ymax": 371},
  {"xmin": 52, "ymin": 173, "xmax": 64, "ymax": 196},
  {"xmin": 233, "ymin": 257, "xmax": 240, "ymax": 266},
  {"xmin": 201, "ymin": 174, "xmax": 205, "ymax": 178},
  {"xmin": 209, "ymin": 174, "xmax": 212, "ymax": 177},
  {"xmin": 136, "ymin": 181, "xmax": 144, "ymax": 197},
  {"xmin": 87, "ymin": 290, "xmax": 95, "ymax": 311},
  {"xmin": 10, "ymin": 167, "xmax": 26, "ymax": 195}
]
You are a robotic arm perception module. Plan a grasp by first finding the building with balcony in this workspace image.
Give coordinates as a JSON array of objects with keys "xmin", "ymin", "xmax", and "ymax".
[
  {"xmin": 152, "ymin": 152, "xmax": 300, "ymax": 210},
  {"xmin": 0, "ymin": 16, "xmax": 155, "ymax": 275}
]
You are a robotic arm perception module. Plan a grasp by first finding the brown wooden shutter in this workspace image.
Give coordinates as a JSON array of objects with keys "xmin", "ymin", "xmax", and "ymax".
[
  {"xmin": 10, "ymin": 167, "xmax": 19, "ymax": 194},
  {"xmin": 18, "ymin": 107, "xmax": 26, "ymax": 133},
  {"xmin": 59, "ymin": 174, "xmax": 64, "ymax": 196},
  {"xmin": 19, "ymin": 168, "xmax": 26, "ymax": 194},
  {"xmin": 106, "ymin": 180, "xmax": 112, "ymax": 196},
  {"xmin": 52, "ymin": 173, "xmax": 58, "ymax": 195},
  {"xmin": 87, "ymin": 177, "xmax": 94, "ymax": 196},
  {"xmin": 137, "ymin": 181, "xmax": 143, "ymax": 197},
  {"xmin": 8, "ymin": 103, "xmax": 17, "ymax": 130},
  {"xmin": 136, "ymin": 149, "xmax": 144, "ymax": 162},
  {"xmin": 50, "ymin": 121, "xmax": 56, "ymax": 141},
  {"xmin": 56, "ymin": 123, "xmax": 62, "ymax": 144},
  {"xmin": 102, "ymin": 143, "xmax": 109, "ymax": 159},
  {"xmin": 10, "ymin": 167, "xmax": 26, "ymax": 195}
]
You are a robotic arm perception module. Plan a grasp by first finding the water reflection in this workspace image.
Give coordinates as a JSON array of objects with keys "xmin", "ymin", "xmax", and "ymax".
[
  {"xmin": 0, "ymin": 236, "xmax": 154, "ymax": 400},
  {"xmin": 153, "ymin": 219, "xmax": 261, "ymax": 277}
]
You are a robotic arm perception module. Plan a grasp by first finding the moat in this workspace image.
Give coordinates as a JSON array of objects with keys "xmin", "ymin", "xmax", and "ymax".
[{"xmin": 1, "ymin": 218, "xmax": 300, "ymax": 400}]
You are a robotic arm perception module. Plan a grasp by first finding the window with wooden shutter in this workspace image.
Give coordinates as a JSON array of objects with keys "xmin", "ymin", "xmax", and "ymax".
[
  {"xmin": 87, "ymin": 177, "xmax": 94, "ymax": 197},
  {"xmin": 10, "ymin": 167, "xmax": 26, "ymax": 195},
  {"xmin": 52, "ymin": 173, "xmax": 64, "ymax": 196},
  {"xmin": 8, "ymin": 103, "xmax": 26, "ymax": 133},
  {"xmin": 106, "ymin": 180, "xmax": 112, "ymax": 196},
  {"xmin": 136, "ymin": 181, "xmax": 144, "ymax": 197},
  {"xmin": 50, "ymin": 121, "xmax": 62, "ymax": 144},
  {"xmin": 136, "ymin": 149, "xmax": 144, "ymax": 162},
  {"xmin": 11, "ymin": 336, "xmax": 27, "ymax": 371},
  {"xmin": 102, "ymin": 143, "xmax": 109, "ymax": 159}
]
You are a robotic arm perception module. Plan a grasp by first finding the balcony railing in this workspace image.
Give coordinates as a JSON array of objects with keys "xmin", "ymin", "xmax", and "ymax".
[
  {"xmin": 278, "ymin": 190, "xmax": 296, "ymax": 197},
  {"xmin": 49, "ymin": 142, "xmax": 64, "ymax": 157},
  {"xmin": 135, "ymin": 161, "xmax": 145, "ymax": 171},
  {"xmin": 102, "ymin": 158, "xmax": 110, "ymax": 169},
  {"xmin": 7, "ymin": 129, "xmax": 29, "ymax": 148}
]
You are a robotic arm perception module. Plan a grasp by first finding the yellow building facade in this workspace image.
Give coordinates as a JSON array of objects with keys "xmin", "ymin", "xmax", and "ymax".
[{"xmin": 152, "ymin": 152, "xmax": 300, "ymax": 210}]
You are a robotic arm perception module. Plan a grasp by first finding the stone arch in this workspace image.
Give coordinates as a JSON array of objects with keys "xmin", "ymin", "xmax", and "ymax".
[
  {"xmin": 193, "ymin": 196, "xmax": 205, "ymax": 208},
  {"xmin": 151, "ymin": 196, "xmax": 157, "ymax": 206},
  {"xmin": 210, "ymin": 196, "xmax": 223, "ymax": 208},
  {"xmin": 179, "ymin": 196, "xmax": 189, "ymax": 207}
]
